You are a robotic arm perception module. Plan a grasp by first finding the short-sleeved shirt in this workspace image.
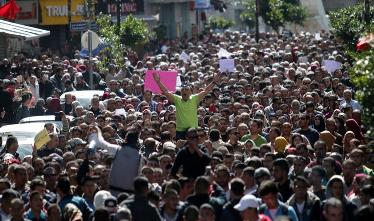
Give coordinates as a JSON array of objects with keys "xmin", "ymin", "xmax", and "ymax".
[{"xmin": 173, "ymin": 94, "xmax": 199, "ymax": 132}]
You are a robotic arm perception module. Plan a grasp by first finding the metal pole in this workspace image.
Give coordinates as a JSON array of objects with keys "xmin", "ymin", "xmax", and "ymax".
[
  {"xmin": 255, "ymin": 0, "xmax": 259, "ymax": 43},
  {"xmin": 86, "ymin": 0, "xmax": 93, "ymax": 89},
  {"xmin": 364, "ymin": 0, "xmax": 370, "ymax": 24},
  {"xmin": 117, "ymin": 0, "xmax": 121, "ymax": 35},
  {"xmin": 68, "ymin": 0, "xmax": 72, "ymax": 42},
  {"xmin": 196, "ymin": 9, "xmax": 199, "ymax": 35}
]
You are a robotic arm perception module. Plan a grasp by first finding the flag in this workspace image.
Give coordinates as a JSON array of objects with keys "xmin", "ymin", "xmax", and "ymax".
[
  {"xmin": 0, "ymin": 0, "xmax": 20, "ymax": 20},
  {"xmin": 357, "ymin": 33, "xmax": 374, "ymax": 52}
]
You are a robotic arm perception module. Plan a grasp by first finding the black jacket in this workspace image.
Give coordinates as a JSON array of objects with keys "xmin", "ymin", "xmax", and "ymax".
[
  {"xmin": 171, "ymin": 146, "xmax": 210, "ymax": 179},
  {"xmin": 120, "ymin": 195, "xmax": 162, "ymax": 221}
]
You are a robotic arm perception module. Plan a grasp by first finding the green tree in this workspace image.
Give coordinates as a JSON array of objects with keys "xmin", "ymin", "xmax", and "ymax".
[
  {"xmin": 96, "ymin": 14, "xmax": 123, "ymax": 70},
  {"xmin": 208, "ymin": 16, "xmax": 235, "ymax": 30},
  {"xmin": 329, "ymin": 3, "xmax": 374, "ymax": 50},
  {"xmin": 240, "ymin": 0, "xmax": 256, "ymax": 30},
  {"xmin": 240, "ymin": 0, "xmax": 306, "ymax": 32},
  {"xmin": 120, "ymin": 14, "xmax": 150, "ymax": 48},
  {"xmin": 96, "ymin": 14, "xmax": 152, "ymax": 70},
  {"xmin": 350, "ymin": 49, "xmax": 374, "ymax": 138}
]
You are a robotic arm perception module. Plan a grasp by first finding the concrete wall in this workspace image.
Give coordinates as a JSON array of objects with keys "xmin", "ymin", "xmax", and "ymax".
[{"xmin": 322, "ymin": 0, "xmax": 358, "ymax": 12}]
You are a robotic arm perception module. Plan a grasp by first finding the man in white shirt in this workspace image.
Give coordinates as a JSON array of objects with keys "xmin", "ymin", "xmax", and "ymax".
[{"xmin": 339, "ymin": 89, "xmax": 362, "ymax": 111}]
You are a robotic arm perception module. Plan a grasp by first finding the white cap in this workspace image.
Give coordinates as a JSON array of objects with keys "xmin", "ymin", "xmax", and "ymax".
[
  {"xmin": 94, "ymin": 190, "xmax": 113, "ymax": 210},
  {"xmin": 234, "ymin": 194, "xmax": 259, "ymax": 211}
]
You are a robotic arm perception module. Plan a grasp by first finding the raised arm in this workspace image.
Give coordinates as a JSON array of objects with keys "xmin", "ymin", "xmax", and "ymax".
[
  {"xmin": 153, "ymin": 72, "xmax": 174, "ymax": 102},
  {"xmin": 197, "ymin": 73, "xmax": 219, "ymax": 102}
]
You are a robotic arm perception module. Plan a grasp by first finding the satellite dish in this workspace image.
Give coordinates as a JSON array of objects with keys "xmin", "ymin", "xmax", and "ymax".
[{"xmin": 81, "ymin": 31, "xmax": 100, "ymax": 50}]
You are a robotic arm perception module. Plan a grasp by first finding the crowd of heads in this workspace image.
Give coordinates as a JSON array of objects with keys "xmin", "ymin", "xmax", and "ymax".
[{"xmin": 0, "ymin": 30, "xmax": 374, "ymax": 221}]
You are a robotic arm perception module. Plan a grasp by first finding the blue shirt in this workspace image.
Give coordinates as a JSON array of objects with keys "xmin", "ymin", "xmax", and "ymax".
[
  {"xmin": 24, "ymin": 209, "xmax": 47, "ymax": 221},
  {"xmin": 260, "ymin": 201, "xmax": 299, "ymax": 221}
]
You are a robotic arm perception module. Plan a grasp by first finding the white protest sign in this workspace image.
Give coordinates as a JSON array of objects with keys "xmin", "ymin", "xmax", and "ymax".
[
  {"xmin": 315, "ymin": 33, "xmax": 322, "ymax": 41},
  {"xmin": 180, "ymin": 51, "xmax": 190, "ymax": 62},
  {"xmin": 298, "ymin": 56, "xmax": 308, "ymax": 63},
  {"xmin": 217, "ymin": 48, "xmax": 232, "ymax": 58},
  {"xmin": 114, "ymin": 108, "xmax": 127, "ymax": 116},
  {"xmin": 219, "ymin": 59, "xmax": 235, "ymax": 72},
  {"xmin": 322, "ymin": 60, "xmax": 342, "ymax": 73},
  {"xmin": 176, "ymin": 75, "xmax": 182, "ymax": 87}
]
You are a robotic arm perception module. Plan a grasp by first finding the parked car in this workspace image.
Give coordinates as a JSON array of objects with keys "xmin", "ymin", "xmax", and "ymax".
[
  {"xmin": 19, "ymin": 115, "xmax": 73, "ymax": 128},
  {"xmin": 0, "ymin": 122, "xmax": 59, "ymax": 159},
  {"xmin": 60, "ymin": 90, "xmax": 104, "ymax": 109}
]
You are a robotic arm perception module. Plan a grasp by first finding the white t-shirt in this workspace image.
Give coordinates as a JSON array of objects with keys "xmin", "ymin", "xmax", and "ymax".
[{"xmin": 296, "ymin": 201, "xmax": 305, "ymax": 214}]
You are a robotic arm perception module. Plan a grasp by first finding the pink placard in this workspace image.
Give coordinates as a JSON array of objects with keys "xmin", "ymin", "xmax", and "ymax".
[{"xmin": 144, "ymin": 70, "xmax": 178, "ymax": 94}]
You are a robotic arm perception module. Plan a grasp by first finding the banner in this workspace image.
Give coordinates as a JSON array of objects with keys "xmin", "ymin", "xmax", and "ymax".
[
  {"xmin": 219, "ymin": 59, "xmax": 235, "ymax": 72},
  {"xmin": 144, "ymin": 70, "xmax": 177, "ymax": 94},
  {"xmin": 34, "ymin": 128, "xmax": 51, "ymax": 149},
  {"xmin": 322, "ymin": 60, "xmax": 342, "ymax": 73},
  {"xmin": 39, "ymin": 0, "xmax": 88, "ymax": 25}
]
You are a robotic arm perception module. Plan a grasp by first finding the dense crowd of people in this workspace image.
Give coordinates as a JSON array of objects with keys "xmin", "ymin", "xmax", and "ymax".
[{"xmin": 0, "ymin": 30, "xmax": 373, "ymax": 221}]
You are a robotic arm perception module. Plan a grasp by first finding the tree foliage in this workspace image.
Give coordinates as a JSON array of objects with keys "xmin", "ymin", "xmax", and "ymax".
[
  {"xmin": 120, "ymin": 14, "xmax": 150, "ymax": 48},
  {"xmin": 96, "ymin": 14, "xmax": 152, "ymax": 71},
  {"xmin": 240, "ymin": 0, "xmax": 306, "ymax": 32},
  {"xmin": 329, "ymin": 3, "xmax": 374, "ymax": 50},
  {"xmin": 240, "ymin": 0, "xmax": 256, "ymax": 29},
  {"xmin": 208, "ymin": 16, "xmax": 235, "ymax": 30},
  {"xmin": 96, "ymin": 14, "xmax": 123, "ymax": 70},
  {"xmin": 350, "ymin": 49, "xmax": 374, "ymax": 138}
]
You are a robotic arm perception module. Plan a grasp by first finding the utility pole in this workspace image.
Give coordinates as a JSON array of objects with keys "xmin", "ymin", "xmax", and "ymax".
[
  {"xmin": 68, "ymin": 0, "xmax": 72, "ymax": 42},
  {"xmin": 85, "ymin": 0, "xmax": 94, "ymax": 89},
  {"xmin": 116, "ymin": 0, "xmax": 121, "ymax": 35},
  {"xmin": 364, "ymin": 0, "xmax": 370, "ymax": 24},
  {"xmin": 255, "ymin": 0, "xmax": 259, "ymax": 42}
]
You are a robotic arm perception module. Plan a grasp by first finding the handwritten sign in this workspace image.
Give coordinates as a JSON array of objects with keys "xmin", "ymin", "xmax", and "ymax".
[
  {"xmin": 34, "ymin": 128, "xmax": 51, "ymax": 150},
  {"xmin": 219, "ymin": 59, "xmax": 235, "ymax": 72},
  {"xmin": 322, "ymin": 60, "xmax": 342, "ymax": 73},
  {"xmin": 217, "ymin": 48, "xmax": 232, "ymax": 58},
  {"xmin": 315, "ymin": 33, "xmax": 322, "ymax": 41},
  {"xmin": 180, "ymin": 51, "xmax": 190, "ymax": 62},
  {"xmin": 144, "ymin": 70, "xmax": 178, "ymax": 94},
  {"xmin": 114, "ymin": 108, "xmax": 126, "ymax": 116}
]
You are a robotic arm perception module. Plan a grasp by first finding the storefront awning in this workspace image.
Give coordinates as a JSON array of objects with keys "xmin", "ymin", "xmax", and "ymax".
[{"xmin": 0, "ymin": 19, "xmax": 50, "ymax": 40}]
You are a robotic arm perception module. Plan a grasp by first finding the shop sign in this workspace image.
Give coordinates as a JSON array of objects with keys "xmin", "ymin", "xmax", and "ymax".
[
  {"xmin": 97, "ymin": 0, "xmax": 144, "ymax": 15},
  {"xmin": 39, "ymin": 0, "xmax": 90, "ymax": 25},
  {"xmin": 70, "ymin": 22, "xmax": 98, "ymax": 32}
]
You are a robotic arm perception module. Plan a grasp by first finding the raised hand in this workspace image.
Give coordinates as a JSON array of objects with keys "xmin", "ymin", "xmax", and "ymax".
[{"xmin": 153, "ymin": 72, "xmax": 161, "ymax": 83}]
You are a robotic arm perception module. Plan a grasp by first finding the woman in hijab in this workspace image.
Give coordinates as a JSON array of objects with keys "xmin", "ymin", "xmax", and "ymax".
[
  {"xmin": 0, "ymin": 136, "xmax": 21, "ymax": 162},
  {"xmin": 313, "ymin": 114, "xmax": 326, "ymax": 132},
  {"xmin": 323, "ymin": 175, "xmax": 357, "ymax": 221},
  {"xmin": 320, "ymin": 130, "xmax": 336, "ymax": 152},
  {"xmin": 346, "ymin": 119, "xmax": 364, "ymax": 143},
  {"xmin": 46, "ymin": 97, "xmax": 62, "ymax": 115},
  {"xmin": 30, "ymin": 98, "xmax": 46, "ymax": 116},
  {"xmin": 334, "ymin": 116, "xmax": 347, "ymax": 137},
  {"xmin": 343, "ymin": 131, "xmax": 356, "ymax": 157}
]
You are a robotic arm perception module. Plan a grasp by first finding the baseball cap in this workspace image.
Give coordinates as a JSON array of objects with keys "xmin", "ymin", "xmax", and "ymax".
[
  {"xmin": 68, "ymin": 138, "xmax": 87, "ymax": 148},
  {"xmin": 234, "ymin": 194, "xmax": 259, "ymax": 211},
  {"xmin": 104, "ymin": 196, "xmax": 118, "ymax": 213}
]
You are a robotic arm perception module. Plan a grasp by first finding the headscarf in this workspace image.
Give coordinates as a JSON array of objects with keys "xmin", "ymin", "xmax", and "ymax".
[
  {"xmin": 313, "ymin": 114, "xmax": 326, "ymax": 132},
  {"xmin": 48, "ymin": 97, "xmax": 62, "ymax": 113},
  {"xmin": 326, "ymin": 175, "xmax": 346, "ymax": 199},
  {"xmin": 320, "ymin": 130, "xmax": 336, "ymax": 152},
  {"xmin": 274, "ymin": 136, "xmax": 288, "ymax": 153},
  {"xmin": 346, "ymin": 119, "xmax": 364, "ymax": 141}
]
